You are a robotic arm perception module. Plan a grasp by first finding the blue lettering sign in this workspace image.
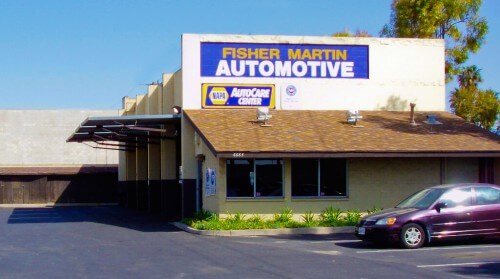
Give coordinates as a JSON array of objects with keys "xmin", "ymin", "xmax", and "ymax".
[{"xmin": 201, "ymin": 43, "xmax": 369, "ymax": 79}]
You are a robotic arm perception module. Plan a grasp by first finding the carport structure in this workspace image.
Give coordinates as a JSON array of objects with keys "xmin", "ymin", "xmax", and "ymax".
[
  {"xmin": 67, "ymin": 114, "xmax": 180, "ymax": 150},
  {"xmin": 67, "ymin": 114, "xmax": 183, "ymax": 220}
]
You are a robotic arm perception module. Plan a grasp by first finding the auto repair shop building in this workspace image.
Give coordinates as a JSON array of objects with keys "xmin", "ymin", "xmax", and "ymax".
[{"xmin": 68, "ymin": 34, "xmax": 500, "ymax": 220}]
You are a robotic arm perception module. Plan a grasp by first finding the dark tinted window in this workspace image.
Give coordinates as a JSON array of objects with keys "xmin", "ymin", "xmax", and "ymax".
[
  {"xmin": 292, "ymin": 159, "xmax": 347, "ymax": 197},
  {"xmin": 475, "ymin": 187, "xmax": 500, "ymax": 205},
  {"xmin": 255, "ymin": 159, "xmax": 283, "ymax": 197},
  {"xmin": 320, "ymin": 159, "xmax": 347, "ymax": 196},
  {"xmin": 226, "ymin": 159, "xmax": 283, "ymax": 198},
  {"xmin": 291, "ymin": 159, "xmax": 318, "ymax": 196},
  {"xmin": 226, "ymin": 159, "xmax": 253, "ymax": 197}
]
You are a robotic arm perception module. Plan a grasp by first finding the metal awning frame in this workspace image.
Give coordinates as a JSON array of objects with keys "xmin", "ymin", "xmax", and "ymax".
[{"xmin": 67, "ymin": 114, "xmax": 181, "ymax": 150}]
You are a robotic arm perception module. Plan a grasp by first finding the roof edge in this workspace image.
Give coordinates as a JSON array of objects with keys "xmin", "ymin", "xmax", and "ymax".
[{"xmin": 216, "ymin": 151, "xmax": 500, "ymax": 159}]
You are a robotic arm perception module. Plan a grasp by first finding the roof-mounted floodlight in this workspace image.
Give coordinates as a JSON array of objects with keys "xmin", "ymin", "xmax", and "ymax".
[
  {"xmin": 346, "ymin": 109, "xmax": 363, "ymax": 127},
  {"xmin": 256, "ymin": 107, "xmax": 272, "ymax": 127},
  {"xmin": 172, "ymin": 106, "xmax": 182, "ymax": 115}
]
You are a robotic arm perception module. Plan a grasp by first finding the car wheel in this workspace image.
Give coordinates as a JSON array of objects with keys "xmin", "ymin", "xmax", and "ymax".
[{"xmin": 400, "ymin": 223, "xmax": 425, "ymax": 249}]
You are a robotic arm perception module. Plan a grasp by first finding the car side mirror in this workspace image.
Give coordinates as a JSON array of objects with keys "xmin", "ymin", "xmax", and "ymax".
[{"xmin": 434, "ymin": 202, "xmax": 447, "ymax": 213}]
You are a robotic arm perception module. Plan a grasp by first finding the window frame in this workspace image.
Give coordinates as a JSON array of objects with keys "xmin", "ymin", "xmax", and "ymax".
[
  {"xmin": 226, "ymin": 158, "xmax": 284, "ymax": 199},
  {"xmin": 291, "ymin": 158, "xmax": 349, "ymax": 199}
]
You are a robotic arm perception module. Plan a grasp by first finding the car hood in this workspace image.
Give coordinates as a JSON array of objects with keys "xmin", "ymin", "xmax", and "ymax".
[{"xmin": 363, "ymin": 207, "xmax": 421, "ymax": 221}]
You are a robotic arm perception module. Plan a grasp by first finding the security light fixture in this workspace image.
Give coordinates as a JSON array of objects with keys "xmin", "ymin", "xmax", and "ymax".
[
  {"xmin": 256, "ymin": 107, "xmax": 272, "ymax": 127},
  {"xmin": 172, "ymin": 106, "xmax": 182, "ymax": 115},
  {"xmin": 346, "ymin": 109, "xmax": 363, "ymax": 127}
]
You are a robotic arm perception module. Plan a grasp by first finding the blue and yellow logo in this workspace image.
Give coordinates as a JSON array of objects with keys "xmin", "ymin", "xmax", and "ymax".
[
  {"xmin": 202, "ymin": 84, "xmax": 275, "ymax": 108},
  {"xmin": 208, "ymin": 87, "xmax": 229, "ymax": 105}
]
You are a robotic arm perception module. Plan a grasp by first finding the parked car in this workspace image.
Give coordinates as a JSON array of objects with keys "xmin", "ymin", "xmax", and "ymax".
[{"xmin": 355, "ymin": 183, "xmax": 500, "ymax": 249}]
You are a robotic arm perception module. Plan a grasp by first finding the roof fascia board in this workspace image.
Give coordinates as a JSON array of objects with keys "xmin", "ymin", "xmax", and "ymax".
[{"xmin": 216, "ymin": 152, "xmax": 500, "ymax": 159}]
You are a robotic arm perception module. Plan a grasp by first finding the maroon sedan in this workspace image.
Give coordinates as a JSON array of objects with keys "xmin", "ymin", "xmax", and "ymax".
[{"xmin": 355, "ymin": 183, "xmax": 500, "ymax": 248}]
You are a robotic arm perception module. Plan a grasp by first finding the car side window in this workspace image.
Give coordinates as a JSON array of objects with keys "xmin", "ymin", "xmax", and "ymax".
[
  {"xmin": 475, "ymin": 187, "xmax": 500, "ymax": 205},
  {"xmin": 439, "ymin": 187, "xmax": 473, "ymax": 208}
]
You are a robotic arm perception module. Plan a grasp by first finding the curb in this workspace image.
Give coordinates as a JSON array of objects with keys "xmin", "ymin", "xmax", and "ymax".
[{"xmin": 172, "ymin": 222, "xmax": 354, "ymax": 237}]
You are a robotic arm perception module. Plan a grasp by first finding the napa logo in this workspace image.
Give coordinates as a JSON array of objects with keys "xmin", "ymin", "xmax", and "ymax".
[{"xmin": 208, "ymin": 87, "xmax": 229, "ymax": 105}]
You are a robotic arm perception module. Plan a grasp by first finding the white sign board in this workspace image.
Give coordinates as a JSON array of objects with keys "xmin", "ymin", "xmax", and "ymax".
[{"xmin": 205, "ymin": 168, "xmax": 216, "ymax": 196}]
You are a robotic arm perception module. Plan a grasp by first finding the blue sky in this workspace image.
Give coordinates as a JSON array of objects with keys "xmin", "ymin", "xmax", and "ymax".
[{"xmin": 0, "ymin": 0, "xmax": 498, "ymax": 109}]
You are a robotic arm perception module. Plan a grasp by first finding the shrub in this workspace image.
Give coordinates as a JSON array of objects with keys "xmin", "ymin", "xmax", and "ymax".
[
  {"xmin": 301, "ymin": 211, "xmax": 316, "ymax": 227},
  {"xmin": 225, "ymin": 212, "xmax": 246, "ymax": 223},
  {"xmin": 272, "ymin": 207, "xmax": 293, "ymax": 223},
  {"xmin": 184, "ymin": 207, "xmax": 364, "ymax": 230},
  {"xmin": 344, "ymin": 209, "xmax": 361, "ymax": 225},
  {"xmin": 366, "ymin": 207, "xmax": 383, "ymax": 214},
  {"xmin": 319, "ymin": 206, "xmax": 343, "ymax": 226},
  {"xmin": 193, "ymin": 209, "xmax": 216, "ymax": 221},
  {"xmin": 247, "ymin": 214, "xmax": 264, "ymax": 223}
]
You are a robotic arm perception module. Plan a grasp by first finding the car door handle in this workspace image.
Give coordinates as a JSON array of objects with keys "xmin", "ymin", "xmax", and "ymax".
[{"xmin": 466, "ymin": 212, "xmax": 472, "ymax": 216}]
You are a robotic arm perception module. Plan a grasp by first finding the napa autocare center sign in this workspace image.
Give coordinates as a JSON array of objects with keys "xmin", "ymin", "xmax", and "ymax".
[
  {"xmin": 202, "ymin": 84, "xmax": 275, "ymax": 108},
  {"xmin": 200, "ymin": 42, "xmax": 369, "ymax": 78}
]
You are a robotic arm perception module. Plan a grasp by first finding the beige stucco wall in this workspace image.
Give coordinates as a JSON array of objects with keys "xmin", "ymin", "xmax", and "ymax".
[
  {"xmin": 0, "ymin": 110, "xmax": 119, "ymax": 167},
  {"xmin": 119, "ymin": 72, "xmax": 184, "ymax": 183},
  {"xmin": 202, "ymin": 156, "xmax": 484, "ymax": 215},
  {"xmin": 444, "ymin": 157, "xmax": 478, "ymax": 183},
  {"xmin": 162, "ymin": 73, "xmax": 175, "ymax": 113},
  {"xmin": 182, "ymin": 34, "xmax": 445, "ymax": 111},
  {"xmin": 161, "ymin": 73, "xmax": 178, "ymax": 181},
  {"xmin": 197, "ymin": 139, "xmax": 220, "ymax": 213},
  {"xmin": 181, "ymin": 118, "xmax": 196, "ymax": 179}
]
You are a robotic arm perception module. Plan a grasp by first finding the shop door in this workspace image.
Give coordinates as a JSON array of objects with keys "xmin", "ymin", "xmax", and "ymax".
[{"xmin": 197, "ymin": 159, "xmax": 203, "ymax": 211}]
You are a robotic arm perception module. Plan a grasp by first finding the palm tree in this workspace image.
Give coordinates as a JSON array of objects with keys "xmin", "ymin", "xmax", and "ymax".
[
  {"xmin": 457, "ymin": 65, "xmax": 482, "ymax": 88},
  {"xmin": 451, "ymin": 65, "xmax": 499, "ymax": 130}
]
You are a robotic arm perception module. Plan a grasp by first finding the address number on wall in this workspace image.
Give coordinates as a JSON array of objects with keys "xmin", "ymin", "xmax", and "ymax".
[{"xmin": 232, "ymin": 153, "xmax": 245, "ymax": 158}]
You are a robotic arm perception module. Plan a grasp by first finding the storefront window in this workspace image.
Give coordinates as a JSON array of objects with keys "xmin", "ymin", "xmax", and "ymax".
[
  {"xmin": 226, "ymin": 159, "xmax": 283, "ymax": 198},
  {"xmin": 292, "ymin": 158, "xmax": 347, "ymax": 197}
]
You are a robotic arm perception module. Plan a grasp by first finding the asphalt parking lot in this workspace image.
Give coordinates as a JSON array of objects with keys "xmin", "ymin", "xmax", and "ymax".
[{"xmin": 0, "ymin": 206, "xmax": 498, "ymax": 279}]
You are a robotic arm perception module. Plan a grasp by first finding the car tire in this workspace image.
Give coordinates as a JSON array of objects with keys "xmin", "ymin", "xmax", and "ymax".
[{"xmin": 400, "ymin": 223, "xmax": 425, "ymax": 249}]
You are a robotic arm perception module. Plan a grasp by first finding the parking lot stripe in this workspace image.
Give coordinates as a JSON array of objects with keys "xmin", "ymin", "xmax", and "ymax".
[
  {"xmin": 311, "ymin": 240, "xmax": 361, "ymax": 244},
  {"xmin": 356, "ymin": 245, "xmax": 499, "ymax": 253},
  {"xmin": 417, "ymin": 261, "xmax": 498, "ymax": 268}
]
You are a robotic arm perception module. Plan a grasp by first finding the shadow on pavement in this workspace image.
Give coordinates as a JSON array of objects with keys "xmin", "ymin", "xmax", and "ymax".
[
  {"xmin": 334, "ymin": 237, "xmax": 500, "ymax": 250},
  {"xmin": 451, "ymin": 262, "xmax": 500, "ymax": 278},
  {"xmin": 5, "ymin": 206, "xmax": 180, "ymax": 233}
]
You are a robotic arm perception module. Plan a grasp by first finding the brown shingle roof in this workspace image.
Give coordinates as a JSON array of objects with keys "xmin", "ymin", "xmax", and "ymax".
[{"xmin": 184, "ymin": 109, "xmax": 500, "ymax": 158}]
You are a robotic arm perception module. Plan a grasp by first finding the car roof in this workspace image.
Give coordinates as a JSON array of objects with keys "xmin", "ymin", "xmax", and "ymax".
[{"xmin": 429, "ymin": 183, "xmax": 499, "ymax": 190}]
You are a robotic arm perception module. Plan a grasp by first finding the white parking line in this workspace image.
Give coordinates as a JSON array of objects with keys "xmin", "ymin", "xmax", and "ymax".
[
  {"xmin": 417, "ymin": 261, "xmax": 498, "ymax": 268},
  {"xmin": 356, "ymin": 244, "xmax": 499, "ymax": 254},
  {"xmin": 311, "ymin": 240, "xmax": 361, "ymax": 244}
]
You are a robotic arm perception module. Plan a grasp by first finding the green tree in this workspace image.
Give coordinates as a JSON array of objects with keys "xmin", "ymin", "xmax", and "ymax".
[
  {"xmin": 457, "ymin": 65, "xmax": 482, "ymax": 88},
  {"xmin": 381, "ymin": 0, "xmax": 488, "ymax": 82},
  {"xmin": 332, "ymin": 29, "xmax": 371, "ymax": 37},
  {"xmin": 450, "ymin": 66, "xmax": 499, "ymax": 130}
]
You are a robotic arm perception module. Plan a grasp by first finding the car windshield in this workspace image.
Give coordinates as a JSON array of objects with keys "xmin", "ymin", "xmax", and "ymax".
[{"xmin": 396, "ymin": 188, "xmax": 446, "ymax": 209}]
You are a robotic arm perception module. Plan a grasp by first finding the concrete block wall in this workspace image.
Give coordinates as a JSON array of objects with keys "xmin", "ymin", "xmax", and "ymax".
[{"xmin": 0, "ymin": 110, "xmax": 119, "ymax": 167}]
